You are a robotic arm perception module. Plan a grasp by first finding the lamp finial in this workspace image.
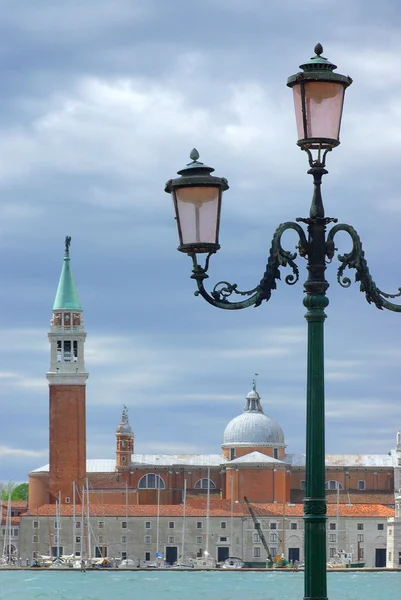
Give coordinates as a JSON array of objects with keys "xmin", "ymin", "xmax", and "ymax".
[
  {"xmin": 314, "ymin": 43, "xmax": 323, "ymax": 57},
  {"xmin": 190, "ymin": 148, "xmax": 200, "ymax": 162}
]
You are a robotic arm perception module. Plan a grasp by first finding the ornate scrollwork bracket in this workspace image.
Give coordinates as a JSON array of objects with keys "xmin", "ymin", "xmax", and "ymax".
[
  {"xmin": 327, "ymin": 224, "xmax": 401, "ymax": 312},
  {"xmin": 188, "ymin": 221, "xmax": 308, "ymax": 310}
]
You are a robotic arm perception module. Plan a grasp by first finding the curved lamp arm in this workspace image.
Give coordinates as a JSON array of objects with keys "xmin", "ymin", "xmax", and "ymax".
[
  {"xmin": 327, "ymin": 223, "xmax": 401, "ymax": 312},
  {"xmin": 189, "ymin": 221, "xmax": 308, "ymax": 310}
]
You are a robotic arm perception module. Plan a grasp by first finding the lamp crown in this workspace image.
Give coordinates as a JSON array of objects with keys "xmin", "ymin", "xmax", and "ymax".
[{"xmin": 299, "ymin": 43, "xmax": 337, "ymax": 73}]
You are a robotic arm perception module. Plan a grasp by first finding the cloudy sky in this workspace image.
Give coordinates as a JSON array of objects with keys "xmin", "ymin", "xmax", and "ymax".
[{"xmin": 1, "ymin": 0, "xmax": 401, "ymax": 483}]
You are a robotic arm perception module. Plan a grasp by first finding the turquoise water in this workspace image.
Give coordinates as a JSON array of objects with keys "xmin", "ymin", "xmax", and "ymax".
[{"xmin": 0, "ymin": 571, "xmax": 399, "ymax": 600}]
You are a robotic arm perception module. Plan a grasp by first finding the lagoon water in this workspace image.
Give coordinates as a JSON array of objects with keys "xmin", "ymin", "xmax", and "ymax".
[{"xmin": 0, "ymin": 570, "xmax": 399, "ymax": 600}]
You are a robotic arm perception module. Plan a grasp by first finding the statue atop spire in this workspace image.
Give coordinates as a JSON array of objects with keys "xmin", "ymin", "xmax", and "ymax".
[
  {"xmin": 65, "ymin": 236, "xmax": 71, "ymax": 254},
  {"xmin": 252, "ymin": 373, "xmax": 259, "ymax": 392}
]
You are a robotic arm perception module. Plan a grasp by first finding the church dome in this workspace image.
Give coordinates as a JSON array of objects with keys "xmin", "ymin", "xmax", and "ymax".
[{"xmin": 222, "ymin": 384, "xmax": 285, "ymax": 447}]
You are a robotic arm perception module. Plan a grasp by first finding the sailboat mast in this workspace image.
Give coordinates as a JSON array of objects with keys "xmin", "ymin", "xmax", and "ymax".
[
  {"xmin": 206, "ymin": 467, "xmax": 210, "ymax": 555},
  {"xmin": 72, "ymin": 482, "xmax": 76, "ymax": 557},
  {"xmin": 125, "ymin": 482, "xmax": 129, "ymax": 560},
  {"xmin": 156, "ymin": 480, "xmax": 160, "ymax": 556},
  {"xmin": 81, "ymin": 485, "xmax": 85, "ymax": 559},
  {"xmin": 86, "ymin": 479, "xmax": 91, "ymax": 561},
  {"xmin": 8, "ymin": 495, "xmax": 12, "ymax": 563},
  {"xmin": 181, "ymin": 479, "xmax": 187, "ymax": 560}
]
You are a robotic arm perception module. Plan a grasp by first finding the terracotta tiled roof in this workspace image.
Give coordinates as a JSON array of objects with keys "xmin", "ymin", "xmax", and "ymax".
[
  {"xmin": 291, "ymin": 489, "xmax": 395, "ymax": 506},
  {"xmin": 1, "ymin": 500, "xmax": 28, "ymax": 509},
  {"xmin": 0, "ymin": 515, "xmax": 24, "ymax": 526},
  {"xmin": 31, "ymin": 500, "xmax": 394, "ymax": 519}
]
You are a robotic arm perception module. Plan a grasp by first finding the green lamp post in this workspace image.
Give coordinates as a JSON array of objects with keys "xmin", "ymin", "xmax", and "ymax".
[{"xmin": 166, "ymin": 45, "xmax": 401, "ymax": 600}]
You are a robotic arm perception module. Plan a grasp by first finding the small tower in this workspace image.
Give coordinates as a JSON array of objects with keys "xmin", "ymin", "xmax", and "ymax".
[
  {"xmin": 116, "ymin": 406, "xmax": 134, "ymax": 471},
  {"xmin": 47, "ymin": 237, "xmax": 88, "ymax": 503}
]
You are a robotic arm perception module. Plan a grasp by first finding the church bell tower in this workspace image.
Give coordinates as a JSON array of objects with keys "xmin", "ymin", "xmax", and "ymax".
[{"xmin": 47, "ymin": 237, "xmax": 88, "ymax": 503}]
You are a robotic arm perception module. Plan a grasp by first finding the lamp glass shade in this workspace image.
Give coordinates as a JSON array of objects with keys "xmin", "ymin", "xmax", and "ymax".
[
  {"xmin": 293, "ymin": 81, "xmax": 345, "ymax": 145},
  {"xmin": 175, "ymin": 185, "xmax": 220, "ymax": 247}
]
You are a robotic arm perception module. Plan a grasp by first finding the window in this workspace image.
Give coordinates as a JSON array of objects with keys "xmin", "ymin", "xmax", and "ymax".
[
  {"xmin": 98, "ymin": 535, "xmax": 103, "ymax": 544},
  {"xmin": 75, "ymin": 536, "xmax": 81, "ymax": 544},
  {"xmin": 230, "ymin": 448, "xmax": 236, "ymax": 460},
  {"xmin": 121, "ymin": 521, "xmax": 127, "ymax": 529},
  {"xmin": 290, "ymin": 523, "xmax": 297, "ymax": 530},
  {"xmin": 329, "ymin": 534, "xmax": 336, "ymax": 542},
  {"xmin": 121, "ymin": 552, "xmax": 127, "ymax": 560},
  {"xmin": 325, "ymin": 481, "xmax": 343, "ymax": 490},
  {"xmin": 33, "ymin": 521, "xmax": 39, "ymax": 529},
  {"xmin": 389, "ymin": 529, "xmax": 392, "ymax": 536},
  {"xmin": 98, "ymin": 521, "xmax": 104, "ymax": 529},
  {"xmin": 196, "ymin": 522, "xmax": 203, "ymax": 529},
  {"xmin": 121, "ymin": 456, "xmax": 126, "ymax": 463},
  {"xmin": 270, "ymin": 547, "xmax": 277, "ymax": 557},
  {"xmin": 377, "ymin": 523, "xmax": 384, "ymax": 531},
  {"xmin": 145, "ymin": 552, "xmax": 151, "ymax": 562},
  {"xmin": 329, "ymin": 523, "xmax": 336, "ymax": 530},
  {"xmin": 254, "ymin": 533, "xmax": 260, "ymax": 543},
  {"xmin": 168, "ymin": 522, "xmax": 175, "ymax": 529},
  {"xmin": 359, "ymin": 548, "xmax": 364, "ymax": 559},
  {"xmin": 254, "ymin": 547, "xmax": 261, "ymax": 558},
  {"xmin": 219, "ymin": 537, "xmax": 227, "ymax": 542},
  {"xmin": 358, "ymin": 480, "xmax": 365, "ymax": 491},
  {"xmin": 194, "ymin": 478, "xmax": 216, "ymax": 489},
  {"xmin": 357, "ymin": 534, "xmax": 364, "ymax": 542},
  {"xmin": 54, "ymin": 522, "xmax": 59, "ymax": 529},
  {"xmin": 357, "ymin": 523, "xmax": 364, "ymax": 531},
  {"xmin": 145, "ymin": 522, "xmax": 151, "ymax": 529},
  {"xmin": 301, "ymin": 480, "xmax": 306, "ymax": 490},
  {"xmin": 273, "ymin": 448, "xmax": 279, "ymax": 459},
  {"xmin": 65, "ymin": 497, "xmax": 70, "ymax": 504},
  {"xmin": 12, "ymin": 528, "xmax": 19, "ymax": 537},
  {"xmin": 168, "ymin": 536, "xmax": 175, "ymax": 544},
  {"xmin": 196, "ymin": 536, "xmax": 202, "ymax": 544},
  {"xmin": 32, "ymin": 535, "xmax": 38, "ymax": 543},
  {"xmin": 329, "ymin": 548, "xmax": 336, "ymax": 558},
  {"xmin": 121, "ymin": 536, "xmax": 127, "ymax": 544},
  {"xmin": 270, "ymin": 533, "xmax": 277, "ymax": 542},
  {"xmin": 75, "ymin": 551, "xmax": 81, "ymax": 557},
  {"xmin": 145, "ymin": 535, "xmax": 151, "ymax": 544},
  {"xmin": 221, "ymin": 521, "xmax": 227, "ymax": 529},
  {"xmin": 138, "ymin": 473, "xmax": 165, "ymax": 489},
  {"xmin": 270, "ymin": 523, "xmax": 277, "ymax": 530},
  {"xmin": 75, "ymin": 522, "xmax": 81, "ymax": 529}
]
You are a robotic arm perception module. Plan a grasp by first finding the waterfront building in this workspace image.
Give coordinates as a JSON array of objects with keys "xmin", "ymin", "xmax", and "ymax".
[{"xmin": 16, "ymin": 241, "xmax": 401, "ymax": 566}]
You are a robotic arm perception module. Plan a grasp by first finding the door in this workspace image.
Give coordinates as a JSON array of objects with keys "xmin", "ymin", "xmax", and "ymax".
[
  {"xmin": 95, "ymin": 546, "xmax": 108, "ymax": 558},
  {"xmin": 218, "ymin": 547, "xmax": 230, "ymax": 562},
  {"xmin": 375, "ymin": 548, "xmax": 386, "ymax": 567},
  {"xmin": 165, "ymin": 546, "xmax": 178, "ymax": 565},
  {"xmin": 51, "ymin": 546, "xmax": 63, "ymax": 558},
  {"xmin": 288, "ymin": 548, "xmax": 300, "ymax": 563}
]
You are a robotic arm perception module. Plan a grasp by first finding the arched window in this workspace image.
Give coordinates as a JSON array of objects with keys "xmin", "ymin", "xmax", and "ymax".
[
  {"xmin": 194, "ymin": 478, "xmax": 216, "ymax": 490},
  {"xmin": 138, "ymin": 474, "xmax": 165, "ymax": 489},
  {"xmin": 325, "ymin": 480, "xmax": 343, "ymax": 490}
]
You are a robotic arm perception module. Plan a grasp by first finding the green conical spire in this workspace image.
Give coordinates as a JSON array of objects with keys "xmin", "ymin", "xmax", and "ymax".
[{"xmin": 53, "ymin": 236, "xmax": 82, "ymax": 311}]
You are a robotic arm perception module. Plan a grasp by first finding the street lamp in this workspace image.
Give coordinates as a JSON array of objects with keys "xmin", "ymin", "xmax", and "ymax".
[{"xmin": 165, "ymin": 44, "xmax": 401, "ymax": 600}]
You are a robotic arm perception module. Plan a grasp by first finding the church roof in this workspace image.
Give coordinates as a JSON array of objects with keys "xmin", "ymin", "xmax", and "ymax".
[
  {"xmin": 286, "ymin": 453, "xmax": 396, "ymax": 467},
  {"xmin": 230, "ymin": 451, "xmax": 283, "ymax": 465},
  {"xmin": 53, "ymin": 237, "xmax": 81, "ymax": 310},
  {"xmin": 31, "ymin": 454, "xmax": 227, "ymax": 473}
]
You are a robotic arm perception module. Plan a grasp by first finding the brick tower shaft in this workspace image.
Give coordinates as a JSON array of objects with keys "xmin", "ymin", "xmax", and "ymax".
[{"xmin": 47, "ymin": 237, "xmax": 88, "ymax": 504}]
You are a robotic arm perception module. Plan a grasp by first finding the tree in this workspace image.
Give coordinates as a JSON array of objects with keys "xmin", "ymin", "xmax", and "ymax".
[
  {"xmin": 0, "ymin": 481, "xmax": 16, "ymax": 500},
  {"xmin": 12, "ymin": 483, "xmax": 28, "ymax": 501},
  {"xmin": 0, "ymin": 482, "xmax": 28, "ymax": 501}
]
